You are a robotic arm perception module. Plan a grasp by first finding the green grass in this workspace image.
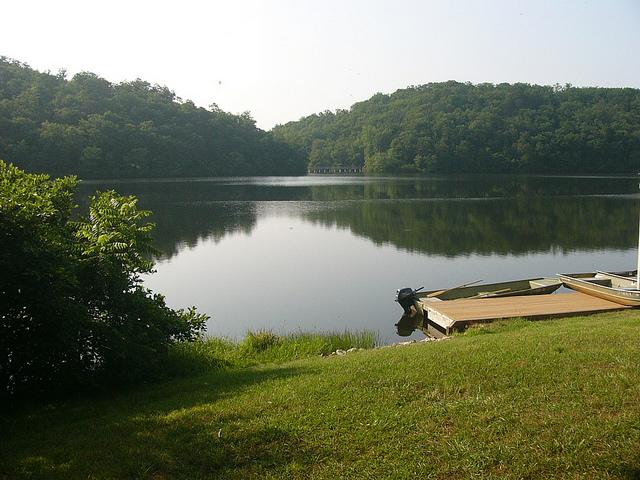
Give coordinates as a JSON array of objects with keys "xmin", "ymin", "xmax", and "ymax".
[
  {"xmin": 165, "ymin": 329, "xmax": 379, "ymax": 374},
  {"xmin": 2, "ymin": 311, "xmax": 640, "ymax": 479}
]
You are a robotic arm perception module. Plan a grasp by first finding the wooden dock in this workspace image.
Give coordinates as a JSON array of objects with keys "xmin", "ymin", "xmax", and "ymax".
[{"xmin": 424, "ymin": 291, "xmax": 631, "ymax": 336}]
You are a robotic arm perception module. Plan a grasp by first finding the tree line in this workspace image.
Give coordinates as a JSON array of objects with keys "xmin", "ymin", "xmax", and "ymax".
[
  {"xmin": 0, "ymin": 57, "xmax": 306, "ymax": 178},
  {"xmin": 2, "ymin": 57, "xmax": 639, "ymax": 178},
  {"xmin": 273, "ymin": 81, "xmax": 640, "ymax": 174}
]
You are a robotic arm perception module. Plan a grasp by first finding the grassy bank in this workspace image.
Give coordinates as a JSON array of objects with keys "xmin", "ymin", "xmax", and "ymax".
[
  {"xmin": 2, "ymin": 311, "xmax": 640, "ymax": 479},
  {"xmin": 165, "ymin": 329, "xmax": 379, "ymax": 373}
]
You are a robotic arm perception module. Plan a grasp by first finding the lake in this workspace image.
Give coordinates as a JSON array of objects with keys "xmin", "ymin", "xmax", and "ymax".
[{"xmin": 78, "ymin": 175, "xmax": 640, "ymax": 344}]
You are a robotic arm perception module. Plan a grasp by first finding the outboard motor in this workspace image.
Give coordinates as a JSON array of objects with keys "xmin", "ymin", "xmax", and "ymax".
[{"xmin": 395, "ymin": 287, "xmax": 423, "ymax": 314}]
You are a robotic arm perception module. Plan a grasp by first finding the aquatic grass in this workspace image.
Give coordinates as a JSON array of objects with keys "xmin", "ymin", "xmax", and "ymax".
[
  {"xmin": 244, "ymin": 330, "xmax": 281, "ymax": 352},
  {"xmin": 240, "ymin": 329, "xmax": 378, "ymax": 364},
  {"xmin": 164, "ymin": 337, "xmax": 238, "ymax": 375},
  {"xmin": 166, "ymin": 329, "xmax": 379, "ymax": 374}
]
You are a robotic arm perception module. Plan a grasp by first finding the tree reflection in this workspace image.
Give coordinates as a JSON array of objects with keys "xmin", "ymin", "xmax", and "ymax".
[
  {"xmin": 304, "ymin": 196, "xmax": 639, "ymax": 256},
  {"xmin": 149, "ymin": 202, "xmax": 258, "ymax": 259},
  {"xmin": 75, "ymin": 176, "xmax": 639, "ymax": 260}
]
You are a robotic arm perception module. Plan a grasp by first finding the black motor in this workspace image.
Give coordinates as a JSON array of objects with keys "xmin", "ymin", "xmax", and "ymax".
[{"xmin": 395, "ymin": 287, "xmax": 423, "ymax": 314}]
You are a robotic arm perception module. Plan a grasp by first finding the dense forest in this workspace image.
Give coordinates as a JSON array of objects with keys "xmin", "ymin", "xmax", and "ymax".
[
  {"xmin": 273, "ymin": 82, "xmax": 640, "ymax": 174},
  {"xmin": 0, "ymin": 57, "xmax": 305, "ymax": 178},
  {"xmin": 3, "ymin": 56, "xmax": 639, "ymax": 177}
]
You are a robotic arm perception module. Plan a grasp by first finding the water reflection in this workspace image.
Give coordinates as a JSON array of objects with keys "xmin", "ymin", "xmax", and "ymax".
[
  {"xmin": 79, "ymin": 174, "xmax": 639, "ymax": 203},
  {"xmin": 395, "ymin": 311, "xmax": 424, "ymax": 337},
  {"xmin": 78, "ymin": 174, "xmax": 640, "ymax": 260},
  {"xmin": 75, "ymin": 175, "xmax": 640, "ymax": 343},
  {"xmin": 149, "ymin": 202, "xmax": 258, "ymax": 259},
  {"xmin": 304, "ymin": 196, "xmax": 639, "ymax": 257},
  {"xmin": 133, "ymin": 196, "xmax": 640, "ymax": 260},
  {"xmin": 307, "ymin": 175, "xmax": 638, "ymax": 201}
]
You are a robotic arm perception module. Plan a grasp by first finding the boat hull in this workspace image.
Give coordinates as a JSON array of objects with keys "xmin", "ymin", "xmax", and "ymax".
[
  {"xmin": 417, "ymin": 277, "xmax": 562, "ymax": 302},
  {"xmin": 559, "ymin": 273, "xmax": 640, "ymax": 307}
]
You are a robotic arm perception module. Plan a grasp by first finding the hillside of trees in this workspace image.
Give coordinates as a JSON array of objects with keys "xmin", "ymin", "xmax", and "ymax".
[
  {"xmin": 0, "ymin": 57, "xmax": 305, "ymax": 178},
  {"xmin": 272, "ymin": 81, "xmax": 640, "ymax": 174}
]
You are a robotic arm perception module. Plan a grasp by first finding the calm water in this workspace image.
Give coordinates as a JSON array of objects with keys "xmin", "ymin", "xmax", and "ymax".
[{"xmin": 78, "ymin": 175, "xmax": 640, "ymax": 344}]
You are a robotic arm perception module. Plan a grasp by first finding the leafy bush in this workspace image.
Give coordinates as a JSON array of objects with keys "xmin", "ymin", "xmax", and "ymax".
[{"xmin": 0, "ymin": 161, "xmax": 207, "ymax": 400}]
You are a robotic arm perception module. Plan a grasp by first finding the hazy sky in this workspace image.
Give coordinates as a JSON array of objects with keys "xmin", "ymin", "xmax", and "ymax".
[{"xmin": 2, "ymin": 0, "xmax": 639, "ymax": 129}]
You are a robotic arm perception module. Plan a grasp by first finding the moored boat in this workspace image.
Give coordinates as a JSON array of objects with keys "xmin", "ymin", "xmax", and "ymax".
[
  {"xmin": 558, "ymin": 271, "xmax": 640, "ymax": 307},
  {"xmin": 395, "ymin": 277, "xmax": 562, "ymax": 314}
]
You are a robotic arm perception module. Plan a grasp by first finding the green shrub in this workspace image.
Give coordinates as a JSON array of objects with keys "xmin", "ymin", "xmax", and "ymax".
[{"xmin": 0, "ymin": 161, "xmax": 207, "ymax": 400}]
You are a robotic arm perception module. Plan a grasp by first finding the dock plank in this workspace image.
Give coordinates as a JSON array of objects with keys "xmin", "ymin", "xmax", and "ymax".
[{"xmin": 424, "ymin": 292, "xmax": 630, "ymax": 331}]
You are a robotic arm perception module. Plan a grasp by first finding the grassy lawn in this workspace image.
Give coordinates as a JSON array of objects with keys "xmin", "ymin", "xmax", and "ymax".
[{"xmin": 2, "ymin": 311, "xmax": 640, "ymax": 479}]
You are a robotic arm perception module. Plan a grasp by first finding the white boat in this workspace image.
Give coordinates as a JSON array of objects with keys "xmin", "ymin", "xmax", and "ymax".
[
  {"xmin": 558, "ymin": 271, "xmax": 640, "ymax": 307},
  {"xmin": 559, "ymin": 182, "xmax": 640, "ymax": 307}
]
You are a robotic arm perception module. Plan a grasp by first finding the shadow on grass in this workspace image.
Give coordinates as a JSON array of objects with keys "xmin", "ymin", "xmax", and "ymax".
[
  {"xmin": 1, "ymin": 365, "xmax": 324, "ymax": 479},
  {"xmin": 615, "ymin": 466, "xmax": 640, "ymax": 480}
]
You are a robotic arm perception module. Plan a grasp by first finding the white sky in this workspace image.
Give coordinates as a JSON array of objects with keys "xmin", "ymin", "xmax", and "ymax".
[{"xmin": 2, "ymin": 0, "xmax": 639, "ymax": 129}]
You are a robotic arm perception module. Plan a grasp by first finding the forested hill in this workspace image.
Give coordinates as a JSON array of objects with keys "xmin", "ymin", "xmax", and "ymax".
[
  {"xmin": 0, "ymin": 57, "xmax": 305, "ymax": 178},
  {"xmin": 272, "ymin": 82, "xmax": 640, "ymax": 174}
]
